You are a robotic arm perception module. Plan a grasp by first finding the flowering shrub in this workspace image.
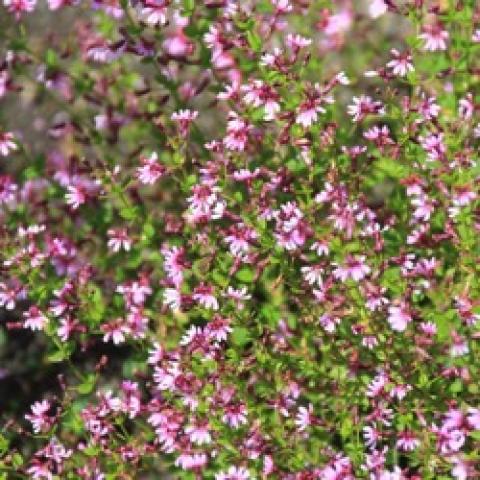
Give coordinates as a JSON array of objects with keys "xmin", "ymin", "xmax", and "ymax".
[{"xmin": 1, "ymin": 0, "xmax": 480, "ymax": 478}]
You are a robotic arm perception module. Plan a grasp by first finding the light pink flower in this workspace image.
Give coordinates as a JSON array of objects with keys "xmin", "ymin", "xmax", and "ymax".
[
  {"xmin": 396, "ymin": 431, "xmax": 420, "ymax": 451},
  {"xmin": 23, "ymin": 306, "xmax": 48, "ymax": 331},
  {"xmin": 387, "ymin": 49, "xmax": 414, "ymax": 77},
  {"xmin": 347, "ymin": 95, "xmax": 385, "ymax": 122},
  {"xmin": 419, "ymin": 24, "xmax": 449, "ymax": 51},
  {"xmin": 216, "ymin": 466, "xmax": 251, "ymax": 480},
  {"xmin": 368, "ymin": 0, "xmax": 387, "ymax": 19},
  {"xmin": 0, "ymin": 131, "xmax": 17, "ymax": 156},
  {"xmin": 333, "ymin": 255, "xmax": 370, "ymax": 282},
  {"xmin": 171, "ymin": 109, "xmax": 198, "ymax": 135},
  {"xmin": 107, "ymin": 228, "xmax": 132, "ymax": 253},
  {"xmin": 136, "ymin": 152, "xmax": 165, "ymax": 185},
  {"xmin": 193, "ymin": 283, "xmax": 218, "ymax": 310},
  {"xmin": 25, "ymin": 400, "xmax": 52, "ymax": 433},
  {"xmin": 295, "ymin": 404, "xmax": 314, "ymax": 432},
  {"xmin": 387, "ymin": 304, "xmax": 412, "ymax": 332},
  {"xmin": 223, "ymin": 403, "xmax": 248, "ymax": 428},
  {"xmin": 3, "ymin": 0, "xmax": 36, "ymax": 18}
]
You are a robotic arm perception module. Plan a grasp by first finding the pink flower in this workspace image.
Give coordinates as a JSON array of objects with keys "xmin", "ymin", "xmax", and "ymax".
[
  {"xmin": 301, "ymin": 265, "xmax": 324, "ymax": 286},
  {"xmin": 162, "ymin": 245, "xmax": 187, "ymax": 288},
  {"xmin": 366, "ymin": 371, "xmax": 388, "ymax": 398},
  {"xmin": 101, "ymin": 319, "xmax": 130, "ymax": 345},
  {"xmin": 467, "ymin": 408, "xmax": 480, "ymax": 430},
  {"xmin": 389, "ymin": 384, "xmax": 412, "ymax": 401},
  {"xmin": 163, "ymin": 30, "xmax": 194, "ymax": 58},
  {"xmin": 364, "ymin": 125, "xmax": 394, "ymax": 146},
  {"xmin": 296, "ymin": 84, "xmax": 333, "ymax": 128},
  {"xmin": 136, "ymin": 152, "xmax": 166, "ymax": 185},
  {"xmin": 323, "ymin": 9, "xmax": 352, "ymax": 36},
  {"xmin": 419, "ymin": 24, "xmax": 449, "ymax": 51},
  {"xmin": 223, "ymin": 403, "xmax": 248, "ymax": 428},
  {"xmin": 57, "ymin": 317, "xmax": 76, "ymax": 342},
  {"xmin": 273, "ymin": 201, "xmax": 311, "ymax": 250},
  {"xmin": 171, "ymin": 109, "xmax": 198, "ymax": 136},
  {"xmin": 458, "ymin": 94, "xmax": 474, "ymax": 120},
  {"xmin": 319, "ymin": 314, "xmax": 340, "ymax": 333},
  {"xmin": 206, "ymin": 315, "xmax": 232, "ymax": 342},
  {"xmin": 363, "ymin": 425, "xmax": 380, "ymax": 449},
  {"xmin": 193, "ymin": 283, "xmax": 218, "ymax": 310},
  {"xmin": 450, "ymin": 334, "xmax": 469, "ymax": 357},
  {"xmin": 333, "ymin": 255, "xmax": 371, "ymax": 282},
  {"xmin": 311, "ymin": 241, "xmax": 330, "ymax": 256},
  {"xmin": 187, "ymin": 183, "xmax": 226, "ymax": 222},
  {"xmin": 224, "ymin": 286, "xmax": 251, "ymax": 310},
  {"xmin": 295, "ymin": 404, "xmax": 314, "ymax": 432},
  {"xmin": 396, "ymin": 431, "xmax": 420, "ymax": 451},
  {"xmin": 3, "ymin": 0, "xmax": 36, "ymax": 18},
  {"xmin": 419, "ymin": 132, "xmax": 446, "ymax": 162},
  {"xmin": 138, "ymin": 0, "xmax": 168, "ymax": 26},
  {"xmin": 452, "ymin": 186, "xmax": 476, "ymax": 207},
  {"xmin": 116, "ymin": 279, "xmax": 152, "ymax": 307},
  {"xmin": 216, "ymin": 466, "xmax": 251, "ymax": 480},
  {"xmin": 386, "ymin": 49, "xmax": 414, "ymax": 77},
  {"xmin": 417, "ymin": 95, "xmax": 441, "ymax": 121},
  {"xmin": 0, "ymin": 131, "xmax": 17, "ymax": 156},
  {"xmin": 174, "ymin": 452, "xmax": 208, "ymax": 470},
  {"xmin": 65, "ymin": 185, "xmax": 86, "ymax": 209},
  {"xmin": 0, "ymin": 175, "xmax": 18, "ymax": 205},
  {"xmin": 368, "ymin": 0, "xmax": 388, "ymax": 19},
  {"xmin": 411, "ymin": 195, "xmax": 435, "ymax": 221},
  {"xmin": 25, "ymin": 400, "xmax": 52, "ymax": 433},
  {"xmin": 184, "ymin": 421, "xmax": 211, "ymax": 445},
  {"xmin": 23, "ymin": 306, "xmax": 49, "ymax": 331},
  {"xmin": 65, "ymin": 176, "xmax": 100, "ymax": 210},
  {"xmin": 387, "ymin": 304, "xmax": 412, "ymax": 332},
  {"xmin": 223, "ymin": 112, "xmax": 251, "ymax": 151},
  {"xmin": 420, "ymin": 321, "xmax": 437, "ymax": 336},
  {"xmin": 224, "ymin": 223, "xmax": 258, "ymax": 256},
  {"xmin": 107, "ymin": 228, "xmax": 132, "ymax": 253},
  {"xmin": 163, "ymin": 288, "xmax": 182, "ymax": 310},
  {"xmin": 0, "ymin": 280, "xmax": 27, "ymax": 310},
  {"xmin": 286, "ymin": 33, "xmax": 312, "ymax": 50},
  {"xmin": 92, "ymin": 0, "xmax": 122, "ymax": 18},
  {"xmin": 241, "ymin": 80, "xmax": 280, "ymax": 121},
  {"xmin": 347, "ymin": 95, "xmax": 385, "ymax": 122},
  {"xmin": 271, "ymin": 0, "xmax": 292, "ymax": 14}
]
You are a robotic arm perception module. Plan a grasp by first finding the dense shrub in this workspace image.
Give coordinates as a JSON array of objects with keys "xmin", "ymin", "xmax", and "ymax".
[{"xmin": 0, "ymin": 0, "xmax": 480, "ymax": 478}]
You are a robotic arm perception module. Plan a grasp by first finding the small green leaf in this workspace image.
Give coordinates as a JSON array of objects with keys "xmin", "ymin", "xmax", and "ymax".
[
  {"xmin": 78, "ymin": 374, "xmax": 96, "ymax": 394},
  {"xmin": 236, "ymin": 267, "xmax": 255, "ymax": 283},
  {"xmin": 231, "ymin": 327, "xmax": 251, "ymax": 347},
  {"xmin": 246, "ymin": 30, "xmax": 262, "ymax": 53}
]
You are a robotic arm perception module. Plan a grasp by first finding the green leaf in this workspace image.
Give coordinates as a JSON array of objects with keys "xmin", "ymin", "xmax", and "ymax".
[
  {"xmin": 246, "ymin": 30, "xmax": 262, "ymax": 53},
  {"xmin": 375, "ymin": 157, "xmax": 408, "ymax": 179},
  {"xmin": 0, "ymin": 434, "xmax": 9, "ymax": 456},
  {"xmin": 340, "ymin": 417, "xmax": 353, "ymax": 439},
  {"xmin": 81, "ymin": 283, "xmax": 105, "ymax": 325},
  {"xmin": 45, "ymin": 49, "xmax": 58, "ymax": 68},
  {"xmin": 231, "ymin": 327, "xmax": 251, "ymax": 347},
  {"xmin": 435, "ymin": 310, "xmax": 457, "ymax": 341},
  {"xmin": 183, "ymin": 0, "xmax": 195, "ymax": 15},
  {"xmin": 235, "ymin": 267, "xmax": 255, "ymax": 283},
  {"xmin": 12, "ymin": 453, "xmax": 23, "ymax": 468},
  {"xmin": 47, "ymin": 343, "xmax": 74, "ymax": 363},
  {"xmin": 449, "ymin": 379, "xmax": 463, "ymax": 394},
  {"xmin": 469, "ymin": 430, "xmax": 480, "ymax": 440},
  {"xmin": 119, "ymin": 205, "xmax": 139, "ymax": 220},
  {"xmin": 78, "ymin": 374, "xmax": 96, "ymax": 394}
]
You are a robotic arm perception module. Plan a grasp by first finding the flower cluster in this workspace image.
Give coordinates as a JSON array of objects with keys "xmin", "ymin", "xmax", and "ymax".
[{"xmin": 0, "ymin": 0, "xmax": 479, "ymax": 479}]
